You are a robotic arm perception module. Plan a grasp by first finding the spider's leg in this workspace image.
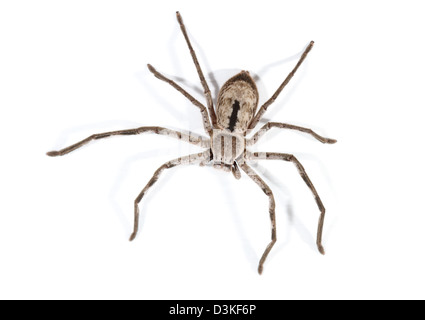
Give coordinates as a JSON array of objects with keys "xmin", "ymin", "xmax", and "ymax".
[
  {"xmin": 46, "ymin": 126, "xmax": 210, "ymax": 157},
  {"xmin": 248, "ymin": 41, "xmax": 314, "ymax": 130},
  {"xmin": 176, "ymin": 11, "xmax": 217, "ymax": 127},
  {"xmin": 231, "ymin": 161, "xmax": 241, "ymax": 180},
  {"xmin": 239, "ymin": 161, "xmax": 276, "ymax": 275},
  {"xmin": 247, "ymin": 151, "xmax": 326, "ymax": 255},
  {"xmin": 247, "ymin": 121, "xmax": 337, "ymax": 146},
  {"xmin": 147, "ymin": 64, "xmax": 213, "ymax": 136},
  {"xmin": 129, "ymin": 149, "xmax": 211, "ymax": 241}
]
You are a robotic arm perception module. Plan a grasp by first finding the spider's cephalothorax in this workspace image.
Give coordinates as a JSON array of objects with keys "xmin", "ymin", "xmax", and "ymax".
[{"xmin": 47, "ymin": 12, "xmax": 337, "ymax": 275}]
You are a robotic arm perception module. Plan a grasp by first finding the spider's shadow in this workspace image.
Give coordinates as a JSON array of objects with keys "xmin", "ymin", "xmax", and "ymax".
[{"xmin": 209, "ymin": 170, "xmax": 259, "ymax": 272}]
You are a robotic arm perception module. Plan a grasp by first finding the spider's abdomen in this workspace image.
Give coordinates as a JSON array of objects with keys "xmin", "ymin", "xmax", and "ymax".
[{"xmin": 216, "ymin": 71, "xmax": 259, "ymax": 134}]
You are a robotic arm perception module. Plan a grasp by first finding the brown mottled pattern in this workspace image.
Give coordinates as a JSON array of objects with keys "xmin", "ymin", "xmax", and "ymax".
[{"xmin": 216, "ymin": 71, "xmax": 258, "ymax": 133}]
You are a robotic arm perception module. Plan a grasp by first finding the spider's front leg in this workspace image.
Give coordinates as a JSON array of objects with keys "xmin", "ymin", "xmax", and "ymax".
[
  {"xmin": 129, "ymin": 149, "xmax": 211, "ymax": 241},
  {"xmin": 176, "ymin": 11, "xmax": 217, "ymax": 127},
  {"xmin": 147, "ymin": 64, "xmax": 213, "ymax": 136},
  {"xmin": 248, "ymin": 41, "xmax": 315, "ymax": 130}
]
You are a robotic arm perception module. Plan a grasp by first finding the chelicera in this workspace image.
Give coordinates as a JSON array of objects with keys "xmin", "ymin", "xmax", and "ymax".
[{"xmin": 47, "ymin": 12, "xmax": 337, "ymax": 274}]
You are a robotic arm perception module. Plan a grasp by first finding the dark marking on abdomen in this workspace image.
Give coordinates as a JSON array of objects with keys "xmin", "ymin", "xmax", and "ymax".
[{"xmin": 228, "ymin": 100, "xmax": 240, "ymax": 132}]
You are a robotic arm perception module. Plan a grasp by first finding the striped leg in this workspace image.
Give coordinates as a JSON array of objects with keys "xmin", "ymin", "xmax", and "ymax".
[
  {"xmin": 176, "ymin": 11, "xmax": 217, "ymax": 127},
  {"xmin": 239, "ymin": 161, "xmax": 276, "ymax": 275},
  {"xmin": 46, "ymin": 126, "xmax": 210, "ymax": 157},
  {"xmin": 129, "ymin": 149, "xmax": 211, "ymax": 241},
  {"xmin": 247, "ymin": 122, "xmax": 337, "ymax": 146},
  {"xmin": 247, "ymin": 152, "xmax": 326, "ymax": 255},
  {"xmin": 248, "ymin": 41, "xmax": 314, "ymax": 130},
  {"xmin": 147, "ymin": 64, "xmax": 213, "ymax": 135}
]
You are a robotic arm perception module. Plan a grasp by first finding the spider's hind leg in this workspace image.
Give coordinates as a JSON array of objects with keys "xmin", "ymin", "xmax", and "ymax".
[
  {"xmin": 247, "ymin": 151, "xmax": 326, "ymax": 255},
  {"xmin": 239, "ymin": 161, "xmax": 276, "ymax": 275}
]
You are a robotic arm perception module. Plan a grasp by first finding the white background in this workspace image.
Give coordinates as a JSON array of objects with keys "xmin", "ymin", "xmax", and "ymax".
[{"xmin": 1, "ymin": 0, "xmax": 424, "ymax": 300}]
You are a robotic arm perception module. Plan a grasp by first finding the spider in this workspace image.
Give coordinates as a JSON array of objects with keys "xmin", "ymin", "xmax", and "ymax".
[{"xmin": 47, "ymin": 12, "xmax": 337, "ymax": 274}]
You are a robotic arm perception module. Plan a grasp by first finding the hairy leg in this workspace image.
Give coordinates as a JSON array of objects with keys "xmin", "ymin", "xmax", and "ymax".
[
  {"xmin": 147, "ymin": 64, "xmax": 212, "ymax": 135},
  {"xmin": 247, "ymin": 121, "xmax": 337, "ymax": 146},
  {"xmin": 248, "ymin": 41, "xmax": 314, "ymax": 130},
  {"xmin": 239, "ymin": 161, "xmax": 276, "ymax": 275},
  {"xmin": 47, "ymin": 126, "xmax": 209, "ymax": 157},
  {"xmin": 176, "ymin": 11, "xmax": 217, "ymax": 126},
  {"xmin": 247, "ymin": 151, "xmax": 326, "ymax": 255}
]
